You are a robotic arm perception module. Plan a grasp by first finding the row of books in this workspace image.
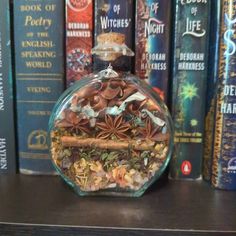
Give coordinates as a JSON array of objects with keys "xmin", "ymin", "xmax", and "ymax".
[{"xmin": 0, "ymin": 0, "xmax": 235, "ymax": 190}]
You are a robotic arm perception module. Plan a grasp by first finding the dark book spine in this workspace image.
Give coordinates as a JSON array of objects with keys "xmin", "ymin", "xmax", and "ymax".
[
  {"xmin": 169, "ymin": 0, "xmax": 211, "ymax": 180},
  {"xmin": 135, "ymin": 0, "xmax": 172, "ymax": 102},
  {"xmin": 13, "ymin": 0, "xmax": 65, "ymax": 174},
  {"xmin": 211, "ymin": 0, "xmax": 236, "ymax": 190},
  {"xmin": 0, "ymin": 0, "xmax": 17, "ymax": 173},
  {"xmin": 66, "ymin": 0, "xmax": 93, "ymax": 87},
  {"xmin": 93, "ymin": 0, "xmax": 135, "ymax": 72},
  {"xmin": 203, "ymin": 0, "xmax": 221, "ymax": 181}
]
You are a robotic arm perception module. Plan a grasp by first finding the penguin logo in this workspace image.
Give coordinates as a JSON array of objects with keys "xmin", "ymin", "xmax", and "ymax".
[{"xmin": 181, "ymin": 161, "xmax": 192, "ymax": 176}]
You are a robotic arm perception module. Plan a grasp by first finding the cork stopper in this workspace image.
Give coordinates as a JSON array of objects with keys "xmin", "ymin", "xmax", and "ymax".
[{"xmin": 92, "ymin": 32, "xmax": 134, "ymax": 61}]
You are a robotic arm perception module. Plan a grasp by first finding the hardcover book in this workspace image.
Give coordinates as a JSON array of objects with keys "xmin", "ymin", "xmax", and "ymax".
[
  {"xmin": 13, "ymin": 0, "xmax": 65, "ymax": 174},
  {"xmin": 169, "ymin": 0, "xmax": 211, "ymax": 180},
  {"xmin": 211, "ymin": 0, "xmax": 236, "ymax": 190},
  {"xmin": 66, "ymin": 0, "xmax": 93, "ymax": 87},
  {"xmin": 93, "ymin": 0, "xmax": 135, "ymax": 72},
  {"xmin": 203, "ymin": 0, "xmax": 221, "ymax": 181},
  {"xmin": 0, "ymin": 0, "xmax": 17, "ymax": 173},
  {"xmin": 135, "ymin": 0, "xmax": 172, "ymax": 102}
]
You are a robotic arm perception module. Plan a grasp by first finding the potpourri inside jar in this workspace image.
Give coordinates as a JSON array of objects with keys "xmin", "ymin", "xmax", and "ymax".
[
  {"xmin": 49, "ymin": 38, "xmax": 173, "ymax": 197},
  {"xmin": 49, "ymin": 66, "xmax": 173, "ymax": 197}
]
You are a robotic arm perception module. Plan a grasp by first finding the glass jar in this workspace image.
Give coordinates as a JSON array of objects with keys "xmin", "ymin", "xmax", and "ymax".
[{"xmin": 49, "ymin": 66, "xmax": 173, "ymax": 197}]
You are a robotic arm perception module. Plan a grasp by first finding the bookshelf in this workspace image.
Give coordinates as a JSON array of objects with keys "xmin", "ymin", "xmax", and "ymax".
[
  {"xmin": 0, "ymin": 175, "xmax": 236, "ymax": 235},
  {"xmin": 1, "ymin": 1, "xmax": 236, "ymax": 235}
]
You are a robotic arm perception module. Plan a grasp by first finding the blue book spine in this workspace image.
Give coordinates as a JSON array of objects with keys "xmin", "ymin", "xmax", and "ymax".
[
  {"xmin": 203, "ymin": 0, "xmax": 221, "ymax": 181},
  {"xmin": 93, "ymin": 0, "xmax": 135, "ymax": 72},
  {"xmin": 13, "ymin": 0, "xmax": 65, "ymax": 174},
  {"xmin": 211, "ymin": 0, "xmax": 236, "ymax": 190},
  {"xmin": 169, "ymin": 0, "xmax": 211, "ymax": 180},
  {"xmin": 0, "ymin": 0, "xmax": 17, "ymax": 173},
  {"xmin": 135, "ymin": 0, "xmax": 172, "ymax": 102}
]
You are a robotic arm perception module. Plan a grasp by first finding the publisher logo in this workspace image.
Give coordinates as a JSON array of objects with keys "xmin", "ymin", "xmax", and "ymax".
[
  {"xmin": 181, "ymin": 161, "xmax": 192, "ymax": 176},
  {"xmin": 68, "ymin": 0, "xmax": 90, "ymax": 12},
  {"xmin": 227, "ymin": 158, "xmax": 236, "ymax": 174},
  {"xmin": 28, "ymin": 130, "xmax": 48, "ymax": 150}
]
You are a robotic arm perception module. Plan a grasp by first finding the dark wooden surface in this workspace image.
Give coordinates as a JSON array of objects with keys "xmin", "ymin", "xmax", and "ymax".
[{"xmin": 0, "ymin": 175, "xmax": 235, "ymax": 236}]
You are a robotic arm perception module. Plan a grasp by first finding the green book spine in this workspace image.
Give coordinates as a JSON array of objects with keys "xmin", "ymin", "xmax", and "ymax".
[
  {"xmin": 169, "ymin": 0, "xmax": 211, "ymax": 180},
  {"xmin": 0, "ymin": 0, "xmax": 17, "ymax": 173}
]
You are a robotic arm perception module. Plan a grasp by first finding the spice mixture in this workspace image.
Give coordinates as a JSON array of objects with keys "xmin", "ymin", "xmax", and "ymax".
[{"xmin": 50, "ymin": 76, "xmax": 170, "ymax": 193}]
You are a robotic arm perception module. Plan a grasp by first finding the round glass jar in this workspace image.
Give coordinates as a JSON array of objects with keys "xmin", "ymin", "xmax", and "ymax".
[{"xmin": 49, "ymin": 68, "xmax": 173, "ymax": 197}]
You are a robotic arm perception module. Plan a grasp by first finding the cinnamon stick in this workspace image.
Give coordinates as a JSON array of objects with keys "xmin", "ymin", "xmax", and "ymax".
[{"xmin": 60, "ymin": 136, "xmax": 160, "ymax": 151}]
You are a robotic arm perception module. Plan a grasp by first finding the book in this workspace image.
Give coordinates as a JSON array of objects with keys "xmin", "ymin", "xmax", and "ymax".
[
  {"xmin": 93, "ymin": 0, "xmax": 135, "ymax": 72},
  {"xmin": 66, "ymin": 0, "xmax": 93, "ymax": 87},
  {"xmin": 203, "ymin": 0, "xmax": 221, "ymax": 181},
  {"xmin": 211, "ymin": 0, "xmax": 236, "ymax": 190},
  {"xmin": 0, "ymin": 0, "xmax": 17, "ymax": 174},
  {"xmin": 135, "ymin": 0, "xmax": 172, "ymax": 102},
  {"xmin": 169, "ymin": 0, "xmax": 211, "ymax": 180},
  {"xmin": 13, "ymin": 0, "xmax": 65, "ymax": 174}
]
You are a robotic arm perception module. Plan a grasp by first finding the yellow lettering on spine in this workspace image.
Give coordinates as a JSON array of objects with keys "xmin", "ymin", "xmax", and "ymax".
[
  {"xmin": 24, "ymin": 16, "xmax": 52, "ymax": 28},
  {"xmin": 22, "ymin": 41, "xmax": 53, "ymax": 48},
  {"xmin": 27, "ymin": 87, "xmax": 51, "ymax": 93},
  {"xmin": 25, "ymin": 61, "xmax": 52, "ymax": 68},
  {"xmin": 28, "ymin": 110, "xmax": 51, "ymax": 116},
  {"xmin": 20, "ymin": 5, "xmax": 42, "ymax": 12},
  {"xmin": 21, "ymin": 51, "xmax": 56, "ymax": 58}
]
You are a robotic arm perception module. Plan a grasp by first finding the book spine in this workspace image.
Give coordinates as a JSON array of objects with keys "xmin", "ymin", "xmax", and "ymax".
[
  {"xmin": 203, "ymin": 0, "xmax": 221, "ymax": 181},
  {"xmin": 211, "ymin": 0, "xmax": 236, "ymax": 190},
  {"xmin": 93, "ymin": 0, "xmax": 135, "ymax": 72},
  {"xmin": 13, "ymin": 0, "xmax": 65, "ymax": 174},
  {"xmin": 66, "ymin": 0, "xmax": 93, "ymax": 87},
  {"xmin": 0, "ymin": 0, "xmax": 17, "ymax": 173},
  {"xmin": 135, "ymin": 0, "xmax": 172, "ymax": 102},
  {"xmin": 169, "ymin": 0, "xmax": 211, "ymax": 180}
]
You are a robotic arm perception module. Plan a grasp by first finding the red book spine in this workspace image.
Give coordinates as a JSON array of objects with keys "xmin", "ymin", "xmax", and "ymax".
[{"xmin": 66, "ymin": 0, "xmax": 93, "ymax": 87}]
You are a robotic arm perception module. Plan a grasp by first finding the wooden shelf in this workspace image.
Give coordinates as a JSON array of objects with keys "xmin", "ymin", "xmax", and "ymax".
[{"xmin": 0, "ymin": 175, "xmax": 236, "ymax": 235}]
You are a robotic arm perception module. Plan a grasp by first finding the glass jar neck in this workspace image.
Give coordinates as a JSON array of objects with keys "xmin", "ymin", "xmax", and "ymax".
[{"xmin": 92, "ymin": 56, "xmax": 133, "ymax": 74}]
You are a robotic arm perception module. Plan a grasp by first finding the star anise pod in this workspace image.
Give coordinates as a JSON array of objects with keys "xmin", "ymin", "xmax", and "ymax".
[
  {"xmin": 138, "ymin": 117, "xmax": 162, "ymax": 141},
  {"xmin": 56, "ymin": 109, "xmax": 90, "ymax": 134},
  {"xmin": 96, "ymin": 115, "xmax": 131, "ymax": 140}
]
